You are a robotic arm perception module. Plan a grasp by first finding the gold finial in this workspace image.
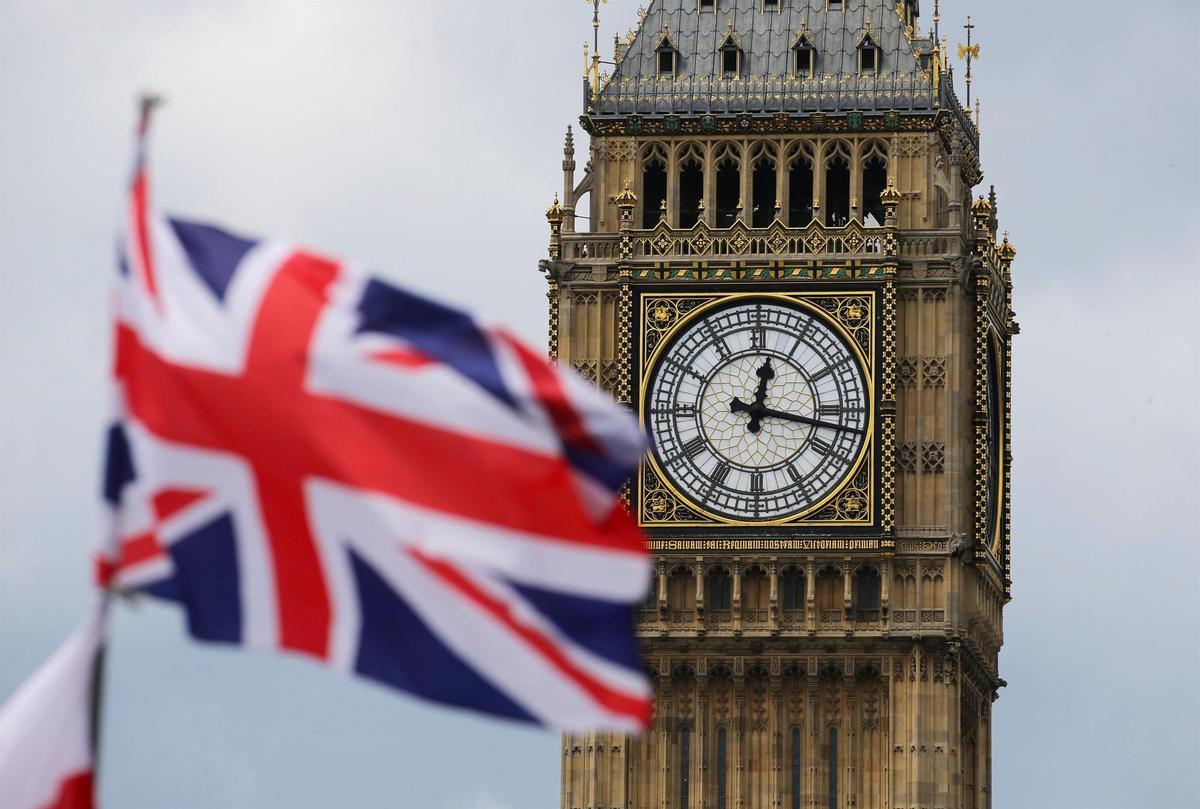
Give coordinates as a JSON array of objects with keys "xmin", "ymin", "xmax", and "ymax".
[
  {"xmin": 613, "ymin": 179, "xmax": 638, "ymax": 209},
  {"xmin": 880, "ymin": 177, "xmax": 902, "ymax": 205},
  {"xmin": 546, "ymin": 193, "xmax": 564, "ymax": 223},
  {"xmin": 998, "ymin": 232, "xmax": 1017, "ymax": 262},
  {"xmin": 971, "ymin": 195, "xmax": 992, "ymax": 216}
]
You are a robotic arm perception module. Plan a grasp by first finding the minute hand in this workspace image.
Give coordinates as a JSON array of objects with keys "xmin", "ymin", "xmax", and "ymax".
[{"xmin": 758, "ymin": 407, "xmax": 864, "ymax": 435}]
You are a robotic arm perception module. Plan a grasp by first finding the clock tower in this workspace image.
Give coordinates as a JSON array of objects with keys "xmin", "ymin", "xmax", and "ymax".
[{"xmin": 542, "ymin": 2, "xmax": 1015, "ymax": 807}]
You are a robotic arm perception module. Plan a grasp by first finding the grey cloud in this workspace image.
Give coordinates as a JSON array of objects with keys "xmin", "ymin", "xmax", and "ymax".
[{"xmin": 0, "ymin": 1, "xmax": 1197, "ymax": 808}]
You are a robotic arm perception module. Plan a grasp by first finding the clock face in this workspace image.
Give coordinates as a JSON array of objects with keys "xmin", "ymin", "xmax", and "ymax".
[
  {"xmin": 984, "ymin": 337, "xmax": 1004, "ymax": 550},
  {"xmin": 645, "ymin": 300, "xmax": 870, "ymax": 522}
]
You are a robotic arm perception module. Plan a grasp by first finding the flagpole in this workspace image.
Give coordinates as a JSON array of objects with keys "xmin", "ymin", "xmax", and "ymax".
[
  {"xmin": 88, "ymin": 593, "xmax": 111, "ymax": 777},
  {"xmin": 86, "ymin": 90, "xmax": 165, "ymax": 794}
]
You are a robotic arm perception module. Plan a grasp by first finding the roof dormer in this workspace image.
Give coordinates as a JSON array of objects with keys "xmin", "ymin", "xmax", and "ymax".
[
  {"xmin": 857, "ymin": 23, "xmax": 881, "ymax": 74},
  {"xmin": 720, "ymin": 25, "xmax": 744, "ymax": 77},
  {"xmin": 792, "ymin": 26, "xmax": 816, "ymax": 76},
  {"xmin": 656, "ymin": 28, "xmax": 680, "ymax": 76}
]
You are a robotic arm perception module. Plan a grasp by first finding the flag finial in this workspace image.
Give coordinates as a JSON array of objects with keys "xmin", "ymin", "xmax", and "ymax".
[{"xmin": 137, "ymin": 93, "xmax": 164, "ymax": 134}]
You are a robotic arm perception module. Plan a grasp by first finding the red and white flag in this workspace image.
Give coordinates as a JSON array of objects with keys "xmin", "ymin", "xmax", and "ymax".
[{"xmin": 0, "ymin": 602, "xmax": 105, "ymax": 809}]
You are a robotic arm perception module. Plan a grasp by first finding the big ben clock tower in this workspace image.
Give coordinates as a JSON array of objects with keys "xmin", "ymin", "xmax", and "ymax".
[{"xmin": 542, "ymin": 2, "xmax": 1016, "ymax": 807}]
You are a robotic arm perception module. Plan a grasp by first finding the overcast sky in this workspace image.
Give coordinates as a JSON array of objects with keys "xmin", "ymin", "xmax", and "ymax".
[{"xmin": 1, "ymin": 2, "xmax": 1197, "ymax": 808}]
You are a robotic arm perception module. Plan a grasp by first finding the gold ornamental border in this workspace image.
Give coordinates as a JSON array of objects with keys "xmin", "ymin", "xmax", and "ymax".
[
  {"xmin": 637, "ymin": 291, "xmax": 877, "ymax": 528},
  {"xmin": 988, "ymin": 331, "xmax": 1007, "ymax": 560}
]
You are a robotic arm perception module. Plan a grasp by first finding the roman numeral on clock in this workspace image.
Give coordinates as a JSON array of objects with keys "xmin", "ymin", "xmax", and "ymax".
[
  {"xmin": 750, "ymin": 472, "xmax": 764, "ymax": 494},
  {"xmin": 703, "ymin": 321, "xmax": 731, "ymax": 358},
  {"xmin": 818, "ymin": 404, "xmax": 842, "ymax": 416},
  {"xmin": 711, "ymin": 463, "xmax": 731, "ymax": 486},
  {"xmin": 811, "ymin": 435, "xmax": 832, "ymax": 455},
  {"xmin": 683, "ymin": 437, "xmax": 706, "ymax": 459}
]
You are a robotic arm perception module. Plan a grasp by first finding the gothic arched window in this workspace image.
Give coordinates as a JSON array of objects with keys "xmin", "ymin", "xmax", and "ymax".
[
  {"xmin": 641, "ymin": 146, "xmax": 668, "ymax": 229},
  {"xmin": 824, "ymin": 143, "xmax": 851, "ymax": 227},
  {"xmin": 678, "ymin": 144, "xmax": 705, "ymax": 228},
  {"xmin": 788, "ymin": 144, "xmax": 814, "ymax": 226},
  {"xmin": 742, "ymin": 566, "xmax": 769, "ymax": 624},
  {"xmin": 853, "ymin": 566, "xmax": 881, "ymax": 621},
  {"xmin": 816, "ymin": 565, "xmax": 843, "ymax": 624},
  {"xmin": 667, "ymin": 567, "xmax": 696, "ymax": 622},
  {"xmin": 645, "ymin": 572, "xmax": 658, "ymax": 608},
  {"xmin": 861, "ymin": 142, "xmax": 888, "ymax": 226},
  {"xmin": 750, "ymin": 146, "xmax": 778, "ymax": 227},
  {"xmin": 892, "ymin": 569, "xmax": 916, "ymax": 623},
  {"xmin": 715, "ymin": 147, "xmax": 741, "ymax": 227},
  {"xmin": 781, "ymin": 566, "xmax": 806, "ymax": 624},
  {"xmin": 707, "ymin": 567, "xmax": 733, "ymax": 615},
  {"xmin": 921, "ymin": 567, "xmax": 945, "ymax": 623}
]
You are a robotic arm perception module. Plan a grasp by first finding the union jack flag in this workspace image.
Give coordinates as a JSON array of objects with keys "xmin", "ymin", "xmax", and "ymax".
[{"xmin": 96, "ymin": 109, "xmax": 652, "ymax": 732}]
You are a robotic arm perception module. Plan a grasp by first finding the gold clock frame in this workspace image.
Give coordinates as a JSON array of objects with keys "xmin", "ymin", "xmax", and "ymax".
[
  {"xmin": 972, "ymin": 267, "xmax": 1014, "ymax": 595},
  {"xmin": 636, "ymin": 290, "xmax": 879, "ymax": 529}
]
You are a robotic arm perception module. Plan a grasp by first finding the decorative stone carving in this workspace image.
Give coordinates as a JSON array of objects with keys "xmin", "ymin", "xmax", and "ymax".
[
  {"xmin": 921, "ymin": 442, "xmax": 947, "ymax": 474},
  {"xmin": 922, "ymin": 357, "xmax": 947, "ymax": 388}
]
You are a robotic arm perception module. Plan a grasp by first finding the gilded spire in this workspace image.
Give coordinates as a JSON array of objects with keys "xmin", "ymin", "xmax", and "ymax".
[{"xmin": 957, "ymin": 16, "xmax": 981, "ymax": 106}]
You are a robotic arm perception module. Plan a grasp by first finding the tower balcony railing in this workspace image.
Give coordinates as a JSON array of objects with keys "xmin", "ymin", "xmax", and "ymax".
[
  {"xmin": 636, "ymin": 606, "xmax": 953, "ymax": 636},
  {"xmin": 780, "ymin": 609, "xmax": 807, "ymax": 630},
  {"xmin": 741, "ymin": 608, "xmax": 770, "ymax": 626},
  {"xmin": 558, "ymin": 222, "xmax": 965, "ymax": 264},
  {"xmin": 818, "ymin": 608, "xmax": 845, "ymax": 626},
  {"xmin": 705, "ymin": 609, "xmax": 734, "ymax": 629},
  {"xmin": 636, "ymin": 606, "xmax": 659, "ymax": 625}
]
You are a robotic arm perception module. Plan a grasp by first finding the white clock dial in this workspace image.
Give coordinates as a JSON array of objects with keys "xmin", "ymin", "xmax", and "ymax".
[{"xmin": 645, "ymin": 300, "xmax": 869, "ymax": 522}]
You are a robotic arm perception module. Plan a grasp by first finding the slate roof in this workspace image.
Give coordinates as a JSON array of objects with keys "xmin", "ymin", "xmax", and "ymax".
[{"xmin": 593, "ymin": 0, "xmax": 948, "ymax": 117}]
